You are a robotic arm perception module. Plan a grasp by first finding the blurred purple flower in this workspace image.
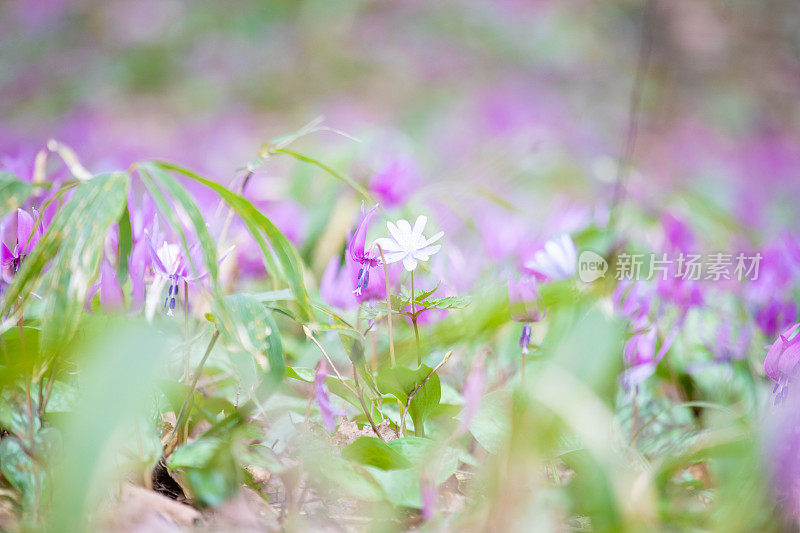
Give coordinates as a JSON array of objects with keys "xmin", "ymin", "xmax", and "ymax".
[
  {"xmin": 764, "ymin": 386, "xmax": 800, "ymax": 517},
  {"xmin": 765, "ymin": 323, "xmax": 800, "ymax": 404},
  {"xmin": 87, "ymin": 259, "xmax": 124, "ymax": 311},
  {"xmin": 525, "ymin": 234, "xmax": 576, "ymax": 280},
  {"xmin": 613, "ymin": 280, "xmax": 653, "ymax": 322},
  {"xmin": 314, "ymin": 359, "xmax": 345, "ymax": 433},
  {"xmin": 369, "ymin": 156, "xmax": 420, "ymax": 207},
  {"xmin": 508, "ymin": 274, "xmax": 543, "ymax": 354},
  {"xmin": 459, "ymin": 352, "xmax": 486, "ymax": 433},
  {"xmin": 320, "ymin": 256, "xmax": 357, "ymax": 310},
  {"xmin": 420, "ymin": 478, "xmax": 436, "ymax": 521},
  {"xmin": 745, "ymin": 244, "xmax": 797, "ymax": 338},
  {"xmin": 2, "ymin": 208, "xmax": 43, "ymax": 283}
]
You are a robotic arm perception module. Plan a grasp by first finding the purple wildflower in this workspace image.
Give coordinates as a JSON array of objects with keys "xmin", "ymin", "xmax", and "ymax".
[
  {"xmin": 459, "ymin": 352, "xmax": 486, "ymax": 433},
  {"xmin": 146, "ymin": 231, "xmax": 232, "ymax": 317},
  {"xmin": 320, "ymin": 256, "xmax": 357, "ymax": 310},
  {"xmin": 420, "ymin": 478, "xmax": 436, "ymax": 521},
  {"xmin": 765, "ymin": 323, "xmax": 800, "ymax": 404},
  {"xmin": 348, "ymin": 203, "xmax": 381, "ymax": 296},
  {"xmin": 764, "ymin": 386, "xmax": 800, "ymax": 517},
  {"xmin": 508, "ymin": 274, "xmax": 543, "ymax": 354},
  {"xmin": 314, "ymin": 360, "xmax": 345, "ymax": 433},
  {"xmin": 368, "ymin": 156, "xmax": 420, "ymax": 208},
  {"xmin": 2, "ymin": 209, "xmax": 43, "ymax": 283},
  {"xmin": 87, "ymin": 259, "xmax": 124, "ymax": 310}
]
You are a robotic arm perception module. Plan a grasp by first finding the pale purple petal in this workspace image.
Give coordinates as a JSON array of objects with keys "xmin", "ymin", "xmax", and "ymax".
[{"xmin": 315, "ymin": 360, "xmax": 345, "ymax": 433}]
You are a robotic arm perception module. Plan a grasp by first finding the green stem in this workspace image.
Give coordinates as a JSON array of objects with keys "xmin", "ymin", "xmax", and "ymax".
[
  {"xmin": 377, "ymin": 246, "xmax": 396, "ymax": 367},
  {"xmin": 411, "ymin": 271, "xmax": 421, "ymax": 366},
  {"xmin": 165, "ymin": 329, "xmax": 219, "ymax": 453},
  {"xmin": 183, "ymin": 280, "xmax": 190, "ymax": 382}
]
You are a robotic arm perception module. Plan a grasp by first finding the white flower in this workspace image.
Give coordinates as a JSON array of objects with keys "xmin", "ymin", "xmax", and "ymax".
[
  {"xmin": 373, "ymin": 215, "xmax": 443, "ymax": 272},
  {"xmin": 525, "ymin": 234, "xmax": 577, "ymax": 280}
]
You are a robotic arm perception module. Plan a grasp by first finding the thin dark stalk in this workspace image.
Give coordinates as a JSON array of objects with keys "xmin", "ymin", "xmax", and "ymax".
[{"xmin": 609, "ymin": 0, "xmax": 658, "ymax": 228}]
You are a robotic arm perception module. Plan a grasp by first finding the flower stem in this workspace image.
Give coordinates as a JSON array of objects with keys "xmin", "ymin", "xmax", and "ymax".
[
  {"xmin": 377, "ymin": 245, "xmax": 396, "ymax": 367},
  {"xmin": 165, "ymin": 329, "xmax": 219, "ymax": 454},
  {"xmin": 303, "ymin": 326, "xmax": 385, "ymax": 441},
  {"xmin": 183, "ymin": 280, "xmax": 190, "ymax": 382},
  {"xmin": 411, "ymin": 271, "xmax": 421, "ymax": 366}
]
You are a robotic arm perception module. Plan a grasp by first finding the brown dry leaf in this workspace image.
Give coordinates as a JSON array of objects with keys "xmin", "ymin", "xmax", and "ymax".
[
  {"xmin": 332, "ymin": 418, "xmax": 398, "ymax": 451},
  {"xmin": 95, "ymin": 484, "xmax": 201, "ymax": 533},
  {"xmin": 203, "ymin": 487, "xmax": 279, "ymax": 532}
]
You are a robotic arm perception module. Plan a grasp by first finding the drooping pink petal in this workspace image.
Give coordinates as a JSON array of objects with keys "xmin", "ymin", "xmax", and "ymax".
[
  {"xmin": 16, "ymin": 209, "xmax": 41, "ymax": 255},
  {"xmin": 99, "ymin": 260, "xmax": 123, "ymax": 310},
  {"xmin": 129, "ymin": 240, "xmax": 148, "ymax": 311},
  {"xmin": 146, "ymin": 236, "xmax": 169, "ymax": 276},
  {"xmin": 420, "ymin": 479, "xmax": 436, "ymax": 521},
  {"xmin": 314, "ymin": 360, "xmax": 345, "ymax": 433},
  {"xmin": 348, "ymin": 203, "xmax": 378, "ymax": 264}
]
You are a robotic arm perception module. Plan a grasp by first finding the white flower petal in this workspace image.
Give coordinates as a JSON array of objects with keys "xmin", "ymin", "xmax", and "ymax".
[
  {"xmin": 387, "ymin": 221, "xmax": 404, "ymax": 244},
  {"xmin": 402, "ymin": 255, "xmax": 418, "ymax": 271},
  {"xmin": 411, "ymin": 215, "xmax": 427, "ymax": 241},
  {"xmin": 382, "ymin": 250, "xmax": 407, "ymax": 264},
  {"xmin": 373, "ymin": 237, "xmax": 403, "ymax": 254},
  {"xmin": 414, "ymin": 244, "xmax": 441, "ymax": 258},
  {"xmin": 423, "ymin": 231, "xmax": 444, "ymax": 247}
]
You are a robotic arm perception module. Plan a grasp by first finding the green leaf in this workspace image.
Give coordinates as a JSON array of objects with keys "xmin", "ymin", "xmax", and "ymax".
[
  {"xmin": 2, "ymin": 173, "xmax": 129, "ymax": 357},
  {"xmin": 152, "ymin": 162, "xmax": 314, "ymax": 322},
  {"xmin": 169, "ymin": 437, "xmax": 222, "ymax": 469},
  {"xmin": 304, "ymin": 452, "xmax": 383, "ymax": 501},
  {"xmin": 0, "ymin": 171, "xmax": 35, "ymax": 216},
  {"xmin": 172, "ymin": 439, "xmax": 241, "ymax": 507},
  {"xmin": 386, "ymin": 437, "xmax": 460, "ymax": 483},
  {"xmin": 467, "ymin": 390, "xmax": 510, "ymax": 454},
  {"xmin": 377, "ymin": 365, "xmax": 441, "ymax": 436},
  {"xmin": 342, "ymin": 436, "xmax": 412, "ymax": 470},
  {"xmin": 270, "ymin": 148, "xmax": 375, "ymax": 202},
  {"xmin": 0, "ymin": 436, "xmax": 37, "ymax": 507},
  {"xmin": 214, "ymin": 294, "xmax": 285, "ymax": 394},
  {"xmin": 116, "ymin": 200, "xmax": 134, "ymax": 281}
]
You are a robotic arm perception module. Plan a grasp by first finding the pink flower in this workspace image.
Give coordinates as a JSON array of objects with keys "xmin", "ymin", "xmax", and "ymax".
[
  {"xmin": 508, "ymin": 274, "xmax": 543, "ymax": 354},
  {"xmin": 459, "ymin": 353, "xmax": 486, "ymax": 433},
  {"xmin": 314, "ymin": 360, "xmax": 345, "ymax": 433},
  {"xmin": 348, "ymin": 203, "xmax": 381, "ymax": 296},
  {"xmin": 1, "ymin": 209, "xmax": 43, "ymax": 283},
  {"xmin": 765, "ymin": 323, "xmax": 800, "ymax": 403},
  {"xmin": 369, "ymin": 156, "xmax": 420, "ymax": 207}
]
